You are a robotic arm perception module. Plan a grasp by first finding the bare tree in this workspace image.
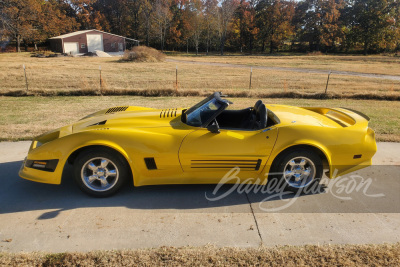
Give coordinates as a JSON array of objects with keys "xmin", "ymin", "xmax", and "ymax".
[
  {"xmin": 152, "ymin": 0, "xmax": 172, "ymax": 51},
  {"xmin": 203, "ymin": 0, "xmax": 218, "ymax": 54},
  {"xmin": 217, "ymin": 0, "xmax": 239, "ymax": 55},
  {"xmin": 188, "ymin": 0, "xmax": 204, "ymax": 55},
  {"xmin": 140, "ymin": 0, "xmax": 154, "ymax": 46}
]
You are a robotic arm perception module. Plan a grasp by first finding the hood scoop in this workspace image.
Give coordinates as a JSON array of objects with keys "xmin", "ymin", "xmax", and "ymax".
[
  {"xmin": 106, "ymin": 106, "xmax": 128, "ymax": 114},
  {"xmin": 160, "ymin": 108, "xmax": 178, "ymax": 118}
]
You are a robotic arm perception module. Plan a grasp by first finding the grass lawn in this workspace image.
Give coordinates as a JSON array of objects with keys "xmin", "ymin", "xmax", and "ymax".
[
  {"xmin": 0, "ymin": 96, "xmax": 398, "ymax": 142},
  {"xmin": 0, "ymin": 53, "xmax": 399, "ymax": 97},
  {"xmin": 1, "ymin": 244, "xmax": 399, "ymax": 266}
]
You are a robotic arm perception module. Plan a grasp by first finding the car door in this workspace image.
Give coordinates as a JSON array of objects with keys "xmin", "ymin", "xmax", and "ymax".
[{"xmin": 178, "ymin": 126, "xmax": 278, "ymax": 183}]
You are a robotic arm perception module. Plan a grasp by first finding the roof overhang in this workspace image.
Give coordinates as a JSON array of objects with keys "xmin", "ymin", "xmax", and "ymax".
[{"xmin": 50, "ymin": 29, "xmax": 139, "ymax": 42}]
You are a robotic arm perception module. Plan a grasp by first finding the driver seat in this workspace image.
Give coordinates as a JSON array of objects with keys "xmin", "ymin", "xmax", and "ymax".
[{"xmin": 241, "ymin": 100, "xmax": 263, "ymax": 129}]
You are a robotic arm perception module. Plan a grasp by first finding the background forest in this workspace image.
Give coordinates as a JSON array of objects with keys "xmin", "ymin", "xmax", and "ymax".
[{"xmin": 1, "ymin": 0, "xmax": 399, "ymax": 55}]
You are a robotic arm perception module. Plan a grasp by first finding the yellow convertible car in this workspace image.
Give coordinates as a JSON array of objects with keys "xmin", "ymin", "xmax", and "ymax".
[{"xmin": 19, "ymin": 92, "xmax": 377, "ymax": 197}]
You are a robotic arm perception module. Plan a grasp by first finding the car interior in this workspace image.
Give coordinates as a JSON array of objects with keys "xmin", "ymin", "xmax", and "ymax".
[
  {"xmin": 182, "ymin": 94, "xmax": 280, "ymax": 130},
  {"xmin": 215, "ymin": 100, "xmax": 278, "ymax": 130}
]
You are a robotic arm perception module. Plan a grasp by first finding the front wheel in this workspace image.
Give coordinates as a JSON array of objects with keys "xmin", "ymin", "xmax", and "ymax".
[
  {"xmin": 74, "ymin": 148, "xmax": 129, "ymax": 197},
  {"xmin": 269, "ymin": 149, "xmax": 323, "ymax": 193}
]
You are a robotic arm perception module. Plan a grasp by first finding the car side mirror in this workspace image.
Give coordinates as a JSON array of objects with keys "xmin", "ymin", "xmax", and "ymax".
[{"xmin": 207, "ymin": 123, "xmax": 220, "ymax": 134}]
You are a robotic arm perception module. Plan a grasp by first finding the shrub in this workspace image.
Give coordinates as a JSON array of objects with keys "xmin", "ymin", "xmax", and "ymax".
[
  {"xmin": 307, "ymin": 51, "xmax": 325, "ymax": 56},
  {"xmin": 306, "ymin": 51, "xmax": 324, "ymax": 56},
  {"xmin": 120, "ymin": 46, "xmax": 166, "ymax": 62}
]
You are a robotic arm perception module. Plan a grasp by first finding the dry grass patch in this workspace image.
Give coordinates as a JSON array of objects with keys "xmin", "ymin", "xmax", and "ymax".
[
  {"xmin": 1, "ymin": 88, "xmax": 399, "ymax": 101},
  {"xmin": 171, "ymin": 54, "xmax": 400, "ymax": 76},
  {"xmin": 1, "ymin": 53, "xmax": 399, "ymax": 98},
  {"xmin": 120, "ymin": 46, "xmax": 166, "ymax": 62},
  {"xmin": 0, "ymin": 96, "xmax": 398, "ymax": 142},
  {"xmin": 0, "ymin": 244, "xmax": 399, "ymax": 266}
]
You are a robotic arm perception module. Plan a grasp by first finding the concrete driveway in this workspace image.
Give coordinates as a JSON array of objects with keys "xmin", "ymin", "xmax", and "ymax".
[{"xmin": 0, "ymin": 142, "xmax": 399, "ymax": 252}]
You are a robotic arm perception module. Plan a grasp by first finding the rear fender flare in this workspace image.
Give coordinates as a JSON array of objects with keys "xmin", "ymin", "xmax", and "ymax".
[{"xmin": 262, "ymin": 140, "xmax": 332, "ymax": 180}]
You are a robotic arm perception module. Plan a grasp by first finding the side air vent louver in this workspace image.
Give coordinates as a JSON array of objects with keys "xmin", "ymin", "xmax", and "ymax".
[
  {"xmin": 144, "ymin": 157, "xmax": 157, "ymax": 170},
  {"xmin": 105, "ymin": 106, "xmax": 129, "ymax": 114},
  {"xmin": 160, "ymin": 108, "xmax": 178, "ymax": 118},
  {"xmin": 89, "ymin": 120, "xmax": 107, "ymax": 127}
]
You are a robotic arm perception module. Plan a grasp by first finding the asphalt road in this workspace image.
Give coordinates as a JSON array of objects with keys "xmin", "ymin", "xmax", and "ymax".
[{"xmin": 0, "ymin": 142, "xmax": 399, "ymax": 252}]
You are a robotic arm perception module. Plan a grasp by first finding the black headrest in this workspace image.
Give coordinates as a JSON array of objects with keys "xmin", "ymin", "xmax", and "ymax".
[
  {"xmin": 256, "ymin": 104, "xmax": 267, "ymax": 129},
  {"xmin": 254, "ymin": 100, "xmax": 263, "ymax": 110}
]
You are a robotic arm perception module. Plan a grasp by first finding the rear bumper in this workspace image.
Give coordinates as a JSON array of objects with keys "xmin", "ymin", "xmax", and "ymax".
[
  {"xmin": 331, "ymin": 159, "xmax": 373, "ymax": 178},
  {"xmin": 330, "ymin": 127, "xmax": 377, "ymax": 178}
]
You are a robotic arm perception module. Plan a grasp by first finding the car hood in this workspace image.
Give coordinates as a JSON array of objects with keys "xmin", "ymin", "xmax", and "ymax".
[
  {"xmin": 72, "ymin": 106, "xmax": 184, "ymax": 133},
  {"xmin": 30, "ymin": 106, "xmax": 184, "ymax": 151}
]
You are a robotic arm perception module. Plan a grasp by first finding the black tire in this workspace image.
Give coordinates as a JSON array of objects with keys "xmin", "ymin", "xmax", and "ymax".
[
  {"xmin": 269, "ymin": 149, "xmax": 323, "ymax": 193},
  {"xmin": 73, "ymin": 147, "xmax": 129, "ymax": 197}
]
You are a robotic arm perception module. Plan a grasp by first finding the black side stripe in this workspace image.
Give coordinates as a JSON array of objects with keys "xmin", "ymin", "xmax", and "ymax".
[{"xmin": 190, "ymin": 159, "xmax": 262, "ymax": 171}]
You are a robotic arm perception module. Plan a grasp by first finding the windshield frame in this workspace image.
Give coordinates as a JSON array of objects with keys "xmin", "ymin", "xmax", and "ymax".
[{"xmin": 183, "ymin": 92, "xmax": 230, "ymax": 127}]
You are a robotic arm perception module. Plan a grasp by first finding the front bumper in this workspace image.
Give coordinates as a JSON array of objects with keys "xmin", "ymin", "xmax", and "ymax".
[
  {"xmin": 24, "ymin": 159, "xmax": 59, "ymax": 172},
  {"xmin": 19, "ymin": 157, "xmax": 62, "ymax": 184}
]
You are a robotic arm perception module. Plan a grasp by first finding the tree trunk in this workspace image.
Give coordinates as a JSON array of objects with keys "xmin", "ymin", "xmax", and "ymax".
[
  {"xmin": 186, "ymin": 39, "xmax": 189, "ymax": 54},
  {"xmin": 249, "ymin": 36, "xmax": 253, "ymax": 54},
  {"xmin": 220, "ymin": 35, "xmax": 225, "ymax": 56},
  {"xmin": 24, "ymin": 40, "xmax": 28, "ymax": 52},
  {"xmin": 146, "ymin": 20, "xmax": 150, "ymax": 46},
  {"xmin": 206, "ymin": 28, "xmax": 210, "ymax": 55},
  {"xmin": 160, "ymin": 28, "xmax": 164, "ymax": 51},
  {"xmin": 332, "ymin": 41, "xmax": 336, "ymax": 53},
  {"xmin": 16, "ymin": 34, "xmax": 21, "ymax": 53},
  {"xmin": 269, "ymin": 40, "xmax": 273, "ymax": 54},
  {"xmin": 363, "ymin": 41, "xmax": 368, "ymax": 55}
]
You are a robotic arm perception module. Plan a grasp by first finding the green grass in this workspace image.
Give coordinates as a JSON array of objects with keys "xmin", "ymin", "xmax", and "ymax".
[{"xmin": 0, "ymin": 96, "xmax": 398, "ymax": 142}]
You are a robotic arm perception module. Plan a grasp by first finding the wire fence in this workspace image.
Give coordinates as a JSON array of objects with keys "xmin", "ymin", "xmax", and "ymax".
[{"xmin": 1, "ymin": 61, "xmax": 399, "ymax": 98}]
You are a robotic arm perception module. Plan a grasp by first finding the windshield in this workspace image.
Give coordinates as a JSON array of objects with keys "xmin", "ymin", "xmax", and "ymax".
[{"xmin": 185, "ymin": 97, "xmax": 224, "ymax": 127}]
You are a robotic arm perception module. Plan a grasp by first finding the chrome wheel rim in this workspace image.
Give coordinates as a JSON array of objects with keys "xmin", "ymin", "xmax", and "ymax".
[
  {"xmin": 81, "ymin": 157, "xmax": 119, "ymax": 192},
  {"xmin": 283, "ymin": 156, "xmax": 316, "ymax": 188}
]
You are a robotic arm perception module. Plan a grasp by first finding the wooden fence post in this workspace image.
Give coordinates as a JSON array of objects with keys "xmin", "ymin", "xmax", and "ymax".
[
  {"xmin": 99, "ymin": 65, "xmax": 102, "ymax": 95},
  {"xmin": 249, "ymin": 67, "xmax": 252, "ymax": 89},
  {"xmin": 175, "ymin": 65, "xmax": 179, "ymax": 92},
  {"xmin": 325, "ymin": 70, "xmax": 332, "ymax": 94},
  {"xmin": 99, "ymin": 65, "xmax": 102, "ymax": 88},
  {"xmin": 23, "ymin": 64, "xmax": 28, "ymax": 92}
]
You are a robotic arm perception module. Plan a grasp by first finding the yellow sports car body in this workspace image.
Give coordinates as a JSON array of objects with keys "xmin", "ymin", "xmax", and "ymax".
[{"xmin": 19, "ymin": 92, "xmax": 377, "ymax": 197}]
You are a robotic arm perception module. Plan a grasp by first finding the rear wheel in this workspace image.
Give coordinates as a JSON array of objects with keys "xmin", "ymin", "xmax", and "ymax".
[
  {"xmin": 269, "ymin": 149, "xmax": 323, "ymax": 193},
  {"xmin": 74, "ymin": 148, "xmax": 129, "ymax": 197}
]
